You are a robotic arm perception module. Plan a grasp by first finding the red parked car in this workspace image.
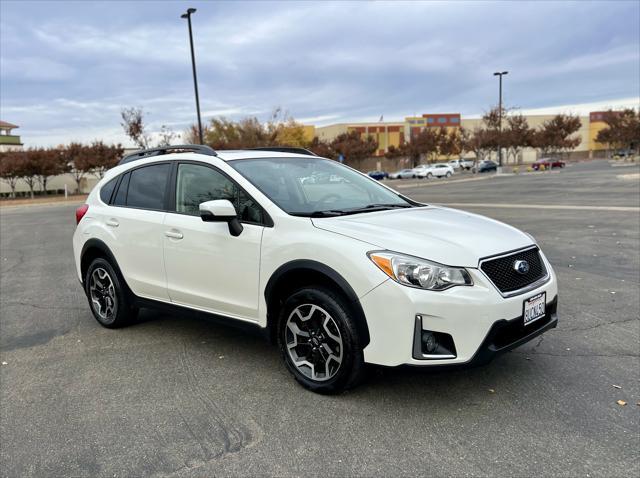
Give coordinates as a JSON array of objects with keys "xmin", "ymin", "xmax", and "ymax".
[{"xmin": 532, "ymin": 157, "xmax": 566, "ymax": 170}]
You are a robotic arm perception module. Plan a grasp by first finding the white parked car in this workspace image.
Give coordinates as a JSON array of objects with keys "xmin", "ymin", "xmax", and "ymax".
[
  {"xmin": 415, "ymin": 163, "xmax": 455, "ymax": 179},
  {"xmin": 388, "ymin": 168, "xmax": 416, "ymax": 179},
  {"xmin": 448, "ymin": 158, "xmax": 474, "ymax": 171},
  {"xmin": 73, "ymin": 145, "xmax": 558, "ymax": 393}
]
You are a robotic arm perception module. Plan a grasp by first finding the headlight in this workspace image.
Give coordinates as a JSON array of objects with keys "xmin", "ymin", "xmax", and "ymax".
[{"xmin": 368, "ymin": 251, "xmax": 473, "ymax": 290}]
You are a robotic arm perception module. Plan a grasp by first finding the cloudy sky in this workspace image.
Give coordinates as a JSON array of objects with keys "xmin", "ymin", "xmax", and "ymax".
[{"xmin": 1, "ymin": 0, "xmax": 639, "ymax": 147}]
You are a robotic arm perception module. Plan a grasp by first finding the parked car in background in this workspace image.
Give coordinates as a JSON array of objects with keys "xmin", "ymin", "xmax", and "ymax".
[
  {"xmin": 473, "ymin": 160, "xmax": 498, "ymax": 173},
  {"xmin": 532, "ymin": 158, "xmax": 565, "ymax": 170},
  {"xmin": 613, "ymin": 149, "xmax": 633, "ymax": 158},
  {"xmin": 388, "ymin": 169, "xmax": 416, "ymax": 179},
  {"xmin": 367, "ymin": 170, "xmax": 388, "ymax": 180},
  {"xmin": 415, "ymin": 163, "xmax": 455, "ymax": 179},
  {"xmin": 448, "ymin": 158, "xmax": 474, "ymax": 171}
]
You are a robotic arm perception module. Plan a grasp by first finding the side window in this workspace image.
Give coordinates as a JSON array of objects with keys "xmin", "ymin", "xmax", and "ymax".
[
  {"xmin": 175, "ymin": 163, "xmax": 264, "ymax": 224},
  {"xmin": 126, "ymin": 164, "xmax": 171, "ymax": 210},
  {"xmin": 112, "ymin": 172, "xmax": 130, "ymax": 206},
  {"xmin": 99, "ymin": 177, "xmax": 118, "ymax": 204}
]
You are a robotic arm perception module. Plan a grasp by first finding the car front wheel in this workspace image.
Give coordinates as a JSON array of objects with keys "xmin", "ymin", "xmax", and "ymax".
[{"xmin": 277, "ymin": 287, "xmax": 365, "ymax": 394}]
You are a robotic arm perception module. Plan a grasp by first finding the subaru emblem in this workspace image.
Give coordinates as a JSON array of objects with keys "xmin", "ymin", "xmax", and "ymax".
[{"xmin": 514, "ymin": 260, "xmax": 530, "ymax": 275}]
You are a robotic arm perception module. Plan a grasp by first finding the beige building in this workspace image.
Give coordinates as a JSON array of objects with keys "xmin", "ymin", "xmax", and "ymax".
[
  {"xmin": 0, "ymin": 121, "xmax": 24, "ymax": 152},
  {"xmin": 315, "ymin": 112, "xmax": 603, "ymax": 164}
]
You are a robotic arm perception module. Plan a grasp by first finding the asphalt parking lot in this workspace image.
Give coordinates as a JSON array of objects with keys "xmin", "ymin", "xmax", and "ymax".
[{"xmin": 1, "ymin": 160, "xmax": 638, "ymax": 477}]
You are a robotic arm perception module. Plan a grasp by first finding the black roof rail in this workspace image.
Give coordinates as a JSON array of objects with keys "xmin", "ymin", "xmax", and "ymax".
[
  {"xmin": 250, "ymin": 147, "xmax": 317, "ymax": 156},
  {"xmin": 119, "ymin": 144, "xmax": 217, "ymax": 165}
]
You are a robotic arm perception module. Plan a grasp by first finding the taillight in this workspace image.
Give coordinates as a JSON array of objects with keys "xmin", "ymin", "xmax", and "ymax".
[{"xmin": 76, "ymin": 204, "xmax": 89, "ymax": 225}]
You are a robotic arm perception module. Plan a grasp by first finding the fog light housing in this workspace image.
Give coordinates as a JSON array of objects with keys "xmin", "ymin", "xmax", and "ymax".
[{"xmin": 413, "ymin": 315, "xmax": 457, "ymax": 359}]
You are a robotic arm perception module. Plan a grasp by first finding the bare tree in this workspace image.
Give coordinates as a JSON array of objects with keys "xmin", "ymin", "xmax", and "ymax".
[
  {"xmin": 157, "ymin": 125, "xmax": 179, "ymax": 147},
  {"xmin": 120, "ymin": 107, "xmax": 151, "ymax": 149}
]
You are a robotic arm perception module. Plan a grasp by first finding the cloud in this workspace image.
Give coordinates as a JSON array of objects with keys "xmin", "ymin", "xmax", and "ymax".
[{"xmin": 1, "ymin": 0, "xmax": 638, "ymax": 147}]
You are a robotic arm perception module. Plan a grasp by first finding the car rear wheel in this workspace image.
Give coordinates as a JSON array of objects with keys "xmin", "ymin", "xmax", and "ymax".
[
  {"xmin": 446, "ymin": 171, "xmax": 452, "ymax": 178},
  {"xmin": 84, "ymin": 257, "xmax": 137, "ymax": 328},
  {"xmin": 277, "ymin": 287, "xmax": 365, "ymax": 394},
  {"xmin": 426, "ymin": 172, "xmax": 433, "ymax": 179}
]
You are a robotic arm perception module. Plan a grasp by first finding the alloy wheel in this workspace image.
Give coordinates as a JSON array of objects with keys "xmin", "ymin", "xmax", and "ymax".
[
  {"xmin": 89, "ymin": 267, "xmax": 117, "ymax": 321},
  {"xmin": 285, "ymin": 304, "xmax": 344, "ymax": 382}
]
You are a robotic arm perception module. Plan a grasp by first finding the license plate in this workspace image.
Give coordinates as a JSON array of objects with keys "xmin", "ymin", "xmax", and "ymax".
[{"xmin": 523, "ymin": 292, "xmax": 546, "ymax": 325}]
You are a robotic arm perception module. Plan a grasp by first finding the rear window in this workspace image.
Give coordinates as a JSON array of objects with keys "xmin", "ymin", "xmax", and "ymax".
[
  {"xmin": 99, "ymin": 177, "xmax": 118, "ymax": 204},
  {"xmin": 112, "ymin": 172, "xmax": 130, "ymax": 206},
  {"xmin": 126, "ymin": 164, "xmax": 171, "ymax": 210}
]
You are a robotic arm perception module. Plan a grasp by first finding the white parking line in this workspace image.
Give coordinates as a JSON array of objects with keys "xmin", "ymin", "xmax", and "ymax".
[
  {"xmin": 438, "ymin": 203, "xmax": 640, "ymax": 212},
  {"xmin": 395, "ymin": 176, "xmax": 490, "ymax": 188}
]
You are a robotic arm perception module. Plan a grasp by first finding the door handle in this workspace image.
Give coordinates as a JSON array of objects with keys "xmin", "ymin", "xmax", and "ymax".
[
  {"xmin": 165, "ymin": 230, "xmax": 184, "ymax": 240},
  {"xmin": 106, "ymin": 218, "xmax": 119, "ymax": 227}
]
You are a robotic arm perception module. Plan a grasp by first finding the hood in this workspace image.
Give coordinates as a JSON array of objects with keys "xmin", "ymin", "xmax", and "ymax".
[{"xmin": 311, "ymin": 206, "xmax": 533, "ymax": 267}]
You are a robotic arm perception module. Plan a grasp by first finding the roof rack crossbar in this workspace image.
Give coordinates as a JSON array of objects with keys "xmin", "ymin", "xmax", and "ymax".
[
  {"xmin": 250, "ymin": 147, "xmax": 317, "ymax": 156},
  {"xmin": 119, "ymin": 144, "xmax": 217, "ymax": 165}
]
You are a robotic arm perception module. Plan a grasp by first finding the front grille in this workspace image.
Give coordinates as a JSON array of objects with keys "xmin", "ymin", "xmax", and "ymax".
[{"xmin": 480, "ymin": 247, "xmax": 547, "ymax": 295}]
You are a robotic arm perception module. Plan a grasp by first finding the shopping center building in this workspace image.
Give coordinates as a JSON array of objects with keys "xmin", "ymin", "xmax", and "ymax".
[{"xmin": 315, "ymin": 111, "xmax": 611, "ymax": 162}]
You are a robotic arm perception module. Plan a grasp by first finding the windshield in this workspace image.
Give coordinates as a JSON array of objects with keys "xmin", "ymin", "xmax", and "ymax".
[{"xmin": 230, "ymin": 157, "xmax": 413, "ymax": 216}]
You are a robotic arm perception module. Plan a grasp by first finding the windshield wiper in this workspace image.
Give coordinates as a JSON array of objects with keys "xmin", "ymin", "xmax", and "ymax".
[
  {"xmin": 358, "ymin": 203, "xmax": 413, "ymax": 209},
  {"xmin": 289, "ymin": 210, "xmax": 347, "ymax": 217},
  {"xmin": 291, "ymin": 203, "xmax": 412, "ymax": 218}
]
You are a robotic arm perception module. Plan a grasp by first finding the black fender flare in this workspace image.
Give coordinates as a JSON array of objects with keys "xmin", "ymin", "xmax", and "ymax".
[
  {"xmin": 264, "ymin": 259, "xmax": 370, "ymax": 346},
  {"xmin": 80, "ymin": 239, "xmax": 134, "ymax": 297}
]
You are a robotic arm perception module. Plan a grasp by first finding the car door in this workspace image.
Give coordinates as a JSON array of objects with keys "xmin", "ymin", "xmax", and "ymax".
[
  {"xmin": 106, "ymin": 163, "xmax": 172, "ymax": 301},
  {"xmin": 163, "ymin": 162, "xmax": 265, "ymax": 321}
]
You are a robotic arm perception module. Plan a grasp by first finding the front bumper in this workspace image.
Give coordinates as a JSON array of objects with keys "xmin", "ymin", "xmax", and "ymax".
[{"xmin": 359, "ymin": 255, "xmax": 559, "ymax": 367}]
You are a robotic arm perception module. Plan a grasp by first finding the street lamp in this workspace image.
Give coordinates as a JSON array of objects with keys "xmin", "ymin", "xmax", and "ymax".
[
  {"xmin": 493, "ymin": 71, "xmax": 508, "ymax": 167},
  {"xmin": 181, "ymin": 7, "xmax": 204, "ymax": 145}
]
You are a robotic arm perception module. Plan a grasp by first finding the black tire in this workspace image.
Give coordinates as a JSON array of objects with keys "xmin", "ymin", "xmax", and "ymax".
[
  {"xmin": 426, "ymin": 172, "xmax": 433, "ymax": 179},
  {"xmin": 277, "ymin": 287, "xmax": 365, "ymax": 394},
  {"xmin": 84, "ymin": 257, "xmax": 137, "ymax": 328},
  {"xmin": 446, "ymin": 171, "xmax": 452, "ymax": 178}
]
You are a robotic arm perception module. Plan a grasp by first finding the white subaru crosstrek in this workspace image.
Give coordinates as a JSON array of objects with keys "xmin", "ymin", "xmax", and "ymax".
[{"xmin": 73, "ymin": 145, "xmax": 558, "ymax": 393}]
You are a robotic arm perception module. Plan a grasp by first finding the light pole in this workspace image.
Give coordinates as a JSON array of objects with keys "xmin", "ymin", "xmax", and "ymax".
[
  {"xmin": 493, "ymin": 71, "xmax": 508, "ymax": 168},
  {"xmin": 181, "ymin": 7, "xmax": 204, "ymax": 145}
]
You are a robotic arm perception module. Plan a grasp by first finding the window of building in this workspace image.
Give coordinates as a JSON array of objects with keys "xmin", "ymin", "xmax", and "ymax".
[
  {"xmin": 438, "ymin": 117, "xmax": 447, "ymax": 123},
  {"xmin": 427, "ymin": 118, "xmax": 434, "ymax": 124},
  {"xmin": 451, "ymin": 117, "xmax": 460, "ymax": 123},
  {"xmin": 126, "ymin": 163, "xmax": 171, "ymax": 210}
]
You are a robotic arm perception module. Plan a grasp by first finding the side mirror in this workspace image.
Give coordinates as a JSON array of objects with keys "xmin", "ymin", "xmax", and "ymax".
[{"xmin": 199, "ymin": 200, "xmax": 243, "ymax": 237}]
